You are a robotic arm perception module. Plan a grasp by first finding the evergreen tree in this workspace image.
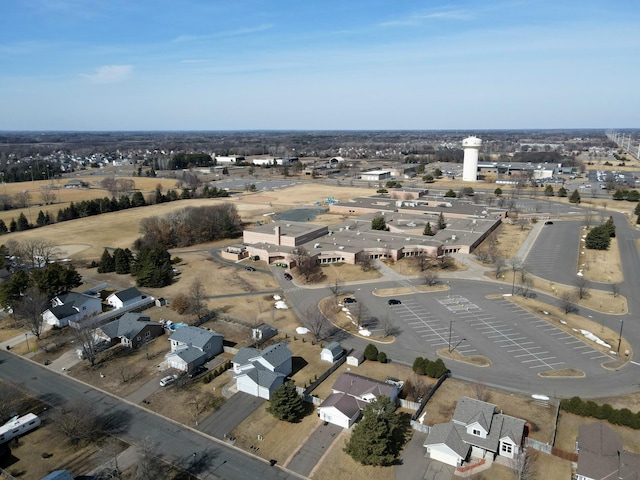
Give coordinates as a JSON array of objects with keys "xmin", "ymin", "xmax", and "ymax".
[
  {"xmin": 97, "ymin": 248, "xmax": 116, "ymax": 273},
  {"xmin": 494, "ymin": 187, "xmax": 503, "ymax": 196},
  {"xmin": 118, "ymin": 195, "xmax": 131, "ymax": 209},
  {"xmin": 131, "ymin": 191, "xmax": 146, "ymax": 207},
  {"xmin": 0, "ymin": 269, "xmax": 31, "ymax": 309},
  {"xmin": 31, "ymin": 263, "xmax": 82, "ymax": 297},
  {"xmin": 344, "ymin": 396, "xmax": 406, "ymax": 466},
  {"xmin": 377, "ymin": 351, "xmax": 388, "ymax": 363},
  {"xmin": 423, "ymin": 222, "xmax": 435, "ymax": 236},
  {"xmin": 114, "ymin": 248, "xmax": 133, "ymax": 274},
  {"xmin": 9, "ymin": 219, "xmax": 16, "ymax": 232},
  {"xmin": 444, "ymin": 189, "xmax": 456, "ymax": 198},
  {"xmin": 569, "ymin": 189, "xmax": 581, "ymax": 204},
  {"xmin": 544, "ymin": 185, "xmax": 554, "ymax": 196},
  {"xmin": 437, "ymin": 212, "xmax": 447, "ymax": 230},
  {"xmin": 412, "ymin": 357, "xmax": 426, "ymax": 375},
  {"xmin": 268, "ymin": 381, "xmax": 306, "ymax": 423},
  {"xmin": 585, "ymin": 225, "xmax": 611, "ymax": 250},
  {"xmin": 364, "ymin": 343, "xmax": 379, "ymax": 361},
  {"xmin": 0, "ymin": 220, "xmax": 7, "ymax": 234},
  {"xmin": 634, "ymin": 203, "xmax": 640, "ymax": 216},
  {"xmin": 371, "ymin": 216, "xmax": 387, "ymax": 231},
  {"xmin": 180, "ymin": 188, "xmax": 191, "ymax": 199},
  {"xmin": 603, "ymin": 216, "xmax": 616, "ymax": 238},
  {"xmin": 132, "ymin": 244, "xmax": 173, "ymax": 288},
  {"xmin": 558, "ymin": 187, "xmax": 568, "ymax": 197},
  {"xmin": 155, "ymin": 186, "xmax": 165, "ymax": 204},
  {"xmin": 16, "ymin": 212, "xmax": 30, "ymax": 231},
  {"xmin": 36, "ymin": 210, "xmax": 47, "ymax": 227}
]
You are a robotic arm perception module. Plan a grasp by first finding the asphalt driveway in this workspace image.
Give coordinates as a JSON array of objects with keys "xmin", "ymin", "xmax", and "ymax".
[
  {"xmin": 197, "ymin": 391, "xmax": 265, "ymax": 439},
  {"xmin": 286, "ymin": 421, "xmax": 342, "ymax": 477}
]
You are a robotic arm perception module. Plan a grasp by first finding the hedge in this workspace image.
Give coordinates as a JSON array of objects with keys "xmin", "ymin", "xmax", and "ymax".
[{"xmin": 560, "ymin": 396, "xmax": 640, "ymax": 429}]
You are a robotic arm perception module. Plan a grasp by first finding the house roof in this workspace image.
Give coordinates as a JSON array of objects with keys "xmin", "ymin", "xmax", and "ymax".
[
  {"xmin": 619, "ymin": 450, "xmax": 640, "ymax": 480},
  {"xmin": 110, "ymin": 286, "xmax": 142, "ymax": 302},
  {"xmin": 577, "ymin": 422, "xmax": 624, "ymax": 480},
  {"xmin": 242, "ymin": 365, "xmax": 285, "ymax": 389},
  {"xmin": 170, "ymin": 346, "xmax": 207, "ymax": 364},
  {"xmin": 252, "ymin": 342, "xmax": 292, "ymax": 369},
  {"xmin": 319, "ymin": 392, "xmax": 361, "ymax": 419},
  {"xmin": 452, "ymin": 397, "xmax": 496, "ymax": 433},
  {"xmin": 347, "ymin": 350, "xmax": 365, "ymax": 361},
  {"xmin": 48, "ymin": 292, "xmax": 98, "ymax": 319},
  {"xmin": 424, "ymin": 422, "xmax": 470, "ymax": 460},
  {"xmin": 498, "ymin": 414, "xmax": 526, "ymax": 445},
  {"xmin": 322, "ymin": 342, "xmax": 343, "ymax": 356},
  {"xmin": 232, "ymin": 347, "xmax": 261, "ymax": 365},
  {"xmin": 169, "ymin": 326, "xmax": 222, "ymax": 349},
  {"xmin": 332, "ymin": 372, "xmax": 397, "ymax": 399},
  {"xmin": 41, "ymin": 471, "xmax": 74, "ymax": 480},
  {"xmin": 99, "ymin": 313, "xmax": 158, "ymax": 341}
]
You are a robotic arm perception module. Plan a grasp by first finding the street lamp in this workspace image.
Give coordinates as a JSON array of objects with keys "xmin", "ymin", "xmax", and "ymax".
[
  {"xmin": 448, "ymin": 319, "xmax": 454, "ymax": 353},
  {"xmin": 25, "ymin": 333, "xmax": 30, "ymax": 352},
  {"xmin": 617, "ymin": 319, "xmax": 624, "ymax": 353}
]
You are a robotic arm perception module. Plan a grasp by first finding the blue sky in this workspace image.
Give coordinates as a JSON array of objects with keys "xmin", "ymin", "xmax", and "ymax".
[{"xmin": 1, "ymin": 1, "xmax": 639, "ymax": 131}]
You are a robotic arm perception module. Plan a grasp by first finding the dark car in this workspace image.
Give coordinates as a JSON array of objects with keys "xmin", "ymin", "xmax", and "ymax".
[
  {"xmin": 388, "ymin": 299, "xmax": 401, "ymax": 305},
  {"xmin": 188, "ymin": 366, "xmax": 207, "ymax": 378},
  {"xmin": 245, "ymin": 266, "xmax": 256, "ymax": 271},
  {"xmin": 544, "ymin": 221, "xmax": 553, "ymax": 225},
  {"xmin": 343, "ymin": 297, "xmax": 357, "ymax": 304},
  {"xmin": 284, "ymin": 272, "xmax": 292, "ymax": 280}
]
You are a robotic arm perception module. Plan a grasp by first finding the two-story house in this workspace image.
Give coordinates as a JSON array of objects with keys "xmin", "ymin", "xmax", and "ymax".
[
  {"xmin": 96, "ymin": 313, "xmax": 164, "ymax": 348},
  {"xmin": 317, "ymin": 372, "xmax": 402, "ymax": 429},
  {"xmin": 232, "ymin": 342, "xmax": 293, "ymax": 400},
  {"xmin": 424, "ymin": 397, "xmax": 526, "ymax": 468},
  {"xmin": 165, "ymin": 326, "xmax": 223, "ymax": 373},
  {"xmin": 42, "ymin": 292, "xmax": 102, "ymax": 327}
]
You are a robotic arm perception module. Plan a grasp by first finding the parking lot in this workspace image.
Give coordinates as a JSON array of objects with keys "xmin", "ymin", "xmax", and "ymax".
[{"xmin": 389, "ymin": 293, "xmax": 611, "ymax": 371}]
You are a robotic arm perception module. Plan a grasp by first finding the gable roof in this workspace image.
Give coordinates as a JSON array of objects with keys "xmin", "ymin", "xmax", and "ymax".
[
  {"xmin": 99, "ymin": 313, "xmax": 158, "ymax": 341},
  {"xmin": 424, "ymin": 422, "xmax": 470, "ymax": 460},
  {"xmin": 232, "ymin": 347, "xmax": 261, "ymax": 365},
  {"xmin": 577, "ymin": 422, "xmax": 624, "ymax": 480},
  {"xmin": 619, "ymin": 450, "xmax": 640, "ymax": 480},
  {"xmin": 48, "ymin": 292, "xmax": 99, "ymax": 319},
  {"xmin": 110, "ymin": 287, "xmax": 142, "ymax": 302},
  {"xmin": 169, "ymin": 326, "xmax": 222, "ymax": 349},
  {"xmin": 332, "ymin": 372, "xmax": 396, "ymax": 399},
  {"xmin": 319, "ymin": 392, "xmax": 361, "ymax": 419},
  {"xmin": 498, "ymin": 414, "xmax": 526, "ymax": 445},
  {"xmin": 170, "ymin": 346, "xmax": 207, "ymax": 364},
  {"xmin": 252, "ymin": 342, "xmax": 292, "ymax": 369},
  {"xmin": 241, "ymin": 365, "xmax": 285, "ymax": 389},
  {"xmin": 452, "ymin": 397, "xmax": 496, "ymax": 432}
]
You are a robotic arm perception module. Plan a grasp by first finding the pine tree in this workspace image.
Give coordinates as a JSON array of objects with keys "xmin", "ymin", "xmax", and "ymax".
[
  {"xmin": 16, "ymin": 213, "xmax": 30, "ymax": 231},
  {"xmin": 603, "ymin": 216, "xmax": 616, "ymax": 238},
  {"xmin": 423, "ymin": 222, "xmax": 435, "ymax": 236},
  {"xmin": 344, "ymin": 396, "xmax": 406, "ymax": 466},
  {"xmin": 0, "ymin": 220, "xmax": 7, "ymax": 234},
  {"xmin": 97, "ymin": 248, "xmax": 116, "ymax": 273},
  {"xmin": 114, "ymin": 248, "xmax": 132, "ymax": 274},
  {"xmin": 36, "ymin": 210, "xmax": 47, "ymax": 227},
  {"xmin": 569, "ymin": 189, "xmax": 581, "ymax": 204},
  {"xmin": 371, "ymin": 216, "xmax": 387, "ymax": 231},
  {"xmin": 437, "ymin": 212, "xmax": 447, "ymax": 230},
  {"xmin": 131, "ymin": 191, "xmax": 146, "ymax": 207},
  {"xmin": 364, "ymin": 343, "xmax": 379, "ymax": 361},
  {"xmin": 9, "ymin": 219, "xmax": 16, "ymax": 232},
  {"xmin": 133, "ymin": 244, "xmax": 173, "ymax": 288},
  {"xmin": 268, "ymin": 381, "xmax": 306, "ymax": 423}
]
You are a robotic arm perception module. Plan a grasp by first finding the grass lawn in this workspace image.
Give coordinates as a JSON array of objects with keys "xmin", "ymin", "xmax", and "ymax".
[{"xmin": 555, "ymin": 411, "xmax": 640, "ymax": 454}]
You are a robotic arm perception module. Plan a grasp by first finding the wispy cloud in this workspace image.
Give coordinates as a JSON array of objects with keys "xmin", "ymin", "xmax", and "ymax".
[
  {"xmin": 80, "ymin": 65, "xmax": 133, "ymax": 84},
  {"xmin": 379, "ymin": 9, "xmax": 473, "ymax": 27},
  {"xmin": 173, "ymin": 24, "xmax": 274, "ymax": 43}
]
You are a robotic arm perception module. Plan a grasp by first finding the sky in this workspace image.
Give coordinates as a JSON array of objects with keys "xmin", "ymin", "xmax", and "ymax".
[{"xmin": 1, "ymin": 0, "xmax": 639, "ymax": 131}]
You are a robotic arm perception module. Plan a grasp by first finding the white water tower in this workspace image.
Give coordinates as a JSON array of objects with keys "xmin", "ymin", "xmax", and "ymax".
[{"xmin": 462, "ymin": 136, "xmax": 482, "ymax": 182}]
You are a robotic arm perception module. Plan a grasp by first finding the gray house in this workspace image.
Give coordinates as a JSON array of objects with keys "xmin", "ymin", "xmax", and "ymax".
[
  {"xmin": 232, "ymin": 342, "xmax": 293, "ymax": 399},
  {"xmin": 97, "ymin": 313, "xmax": 164, "ymax": 348},
  {"xmin": 166, "ymin": 326, "xmax": 223, "ymax": 372}
]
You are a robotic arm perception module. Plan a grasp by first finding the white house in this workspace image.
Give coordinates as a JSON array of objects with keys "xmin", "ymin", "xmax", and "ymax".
[
  {"xmin": 317, "ymin": 372, "xmax": 401, "ymax": 429},
  {"xmin": 42, "ymin": 292, "xmax": 102, "ymax": 327},
  {"xmin": 165, "ymin": 326, "xmax": 223, "ymax": 372},
  {"xmin": 215, "ymin": 156, "xmax": 244, "ymax": 164},
  {"xmin": 106, "ymin": 287, "xmax": 143, "ymax": 310},
  {"xmin": 232, "ymin": 342, "xmax": 292, "ymax": 399},
  {"xmin": 320, "ymin": 342, "xmax": 343, "ymax": 363},
  {"xmin": 424, "ymin": 397, "xmax": 526, "ymax": 468}
]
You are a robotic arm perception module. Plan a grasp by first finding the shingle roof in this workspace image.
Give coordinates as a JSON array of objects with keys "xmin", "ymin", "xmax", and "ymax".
[
  {"xmin": 452, "ymin": 397, "xmax": 496, "ymax": 432},
  {"xmin": 232, "ymin": 347, "xmax": 261, "ymax": 365},
  {"xmin": 171, "ymin": 346, "xmax": 207, "ymax": 364},
  {"xmin": 424, "ymin": 422, "xmax": 470, "ymax": 460},
  {"xmin": 49, "ymin": 292, "xmax": 97, "ymax": 319},
  {"xmin": 112, "ymin": 287, "xmax": 142, "ymax": 302},
  {"xmin": 319, "ymin": 392, "xmax": 361, "ymax": 419},
  {"xmin": 619, "ymin": 450, "xmax": 640, "ymax": 480},
  {"xmin": 322, "ymin": 342, "xmax": 343, "ymax": 357},
  {"xmin": 577, "ymin": 422, "xmax": 623, "ymax": 480},
  {"xmin": 99, "ymin": 313, "xmax": 157, "ymax": 340},
  {"xmin": 253, "ymin": 342, "xmax": 292, "ymax": 369},
  {"xmin": 498, "ymin": 414, "xmax": 526, "ymax": 445},
  {"xmin": 332, "ymin": 372, "xmax": 396, "ymax": 399},
  {"xmin": 169, "ymin": 326, "xmax": 222, "ymax": 349},
  {"xmin": 243, "ymin": 366, "xmax": 285, "ymax": 389}
]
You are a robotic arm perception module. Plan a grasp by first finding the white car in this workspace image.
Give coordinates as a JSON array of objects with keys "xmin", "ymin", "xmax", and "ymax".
[{"xmin": 160, "ymin": 374, "xmax": 178, "ymax": 387}]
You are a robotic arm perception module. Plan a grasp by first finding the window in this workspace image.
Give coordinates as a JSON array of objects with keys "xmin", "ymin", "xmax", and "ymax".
[
  {"xmin": 501, "ymin": 443, "xmax": 512, "ymax": 454},
  {"xmin": 145, "ymin": 331, "xmax": 151, "ymax": 338},
  {"xmin": 472, "ymin": 429, "xmax": 481, "ymax": 436}
]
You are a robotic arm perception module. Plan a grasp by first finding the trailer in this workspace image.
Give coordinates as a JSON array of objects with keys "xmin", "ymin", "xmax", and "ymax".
[{"xmin": 0, "ymin": 413, "xmax": 41, "ymax": 444}]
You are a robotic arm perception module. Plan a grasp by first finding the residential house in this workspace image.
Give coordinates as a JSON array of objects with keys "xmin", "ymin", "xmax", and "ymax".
[
  {"xmin": 423, "ymin": 397, "xmax": 526, "ymax": 468},
  {"xmin": 320, "ymin": 342, "xmax": 344, "ymax": 363},
  {"xmin": 165, "ymin": 326, "xmax": 223, "ymax": 372},
  {"xmin": 232, "ymin": 342, "xmax": 292, "ymax": 399},
  {"xmin": 317, "ymin": 372, "xmax": 402, "ymax": 429},
  {"xmin": 42, "ymin": 292, "xmax": 102, "ymax": 327},
  {"xmin": 96, "ymin": 313, "xmax": 164, "ymax": 348},
  {"xmin": 576, "ymin": 421, "xmax": 640, "ymax": 480},
  {"xmin": 41, "ymin": 471, "xmax": 74, "ymax": 480},
  {"xmin": 106, "ymin": 287, "xmax": 144, "ymax": 309}
]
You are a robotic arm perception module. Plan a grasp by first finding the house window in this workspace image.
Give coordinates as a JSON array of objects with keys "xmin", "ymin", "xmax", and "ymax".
[
  {"xmin": 472, "ymin": 429, "xmax": 481, "ymax": 436},
  {"xmin": 145, "ymin": 331, "xmax": 151, "ymax": 338},
  {"xmin": 501, "ymin": 443, "xmax": 512, "ymax": 454}
]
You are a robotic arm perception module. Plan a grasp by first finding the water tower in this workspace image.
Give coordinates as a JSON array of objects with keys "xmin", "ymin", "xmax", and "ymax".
[{"xmin": 462, "ymin": 136, "xmax": 482, "ymax": 182}]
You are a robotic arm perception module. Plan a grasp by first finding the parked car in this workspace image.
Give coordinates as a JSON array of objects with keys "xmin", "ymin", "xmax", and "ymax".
[
  {"xmin": 244, "ymin": 266, "xmax": 256, "ymax": 271},
  {"xmin": 284, "ymin": 272, "xmax": 292, "ymax": 280},
  {"xmin": 388, "ymin": 299, "xmax": 401, "ymax": 305},
  {"xmin": 188, "ymin": 366, "xmax": 207, "ymax": 378},
  {"xmin": 544, "ymin": 221, "xmax": 553, "ymax": 225},
  {"xmin": 160, "ymin": 374, "xmax": 179, "ymax": 387},
  {"xmin": 343, "ymin": 297, "xmax": 357, "ymax": 304}
]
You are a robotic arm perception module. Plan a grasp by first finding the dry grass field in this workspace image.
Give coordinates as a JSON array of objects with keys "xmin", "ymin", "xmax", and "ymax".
[{"xmin": 555, "ymin": 411, "xmax": 640, "ymax": 454}]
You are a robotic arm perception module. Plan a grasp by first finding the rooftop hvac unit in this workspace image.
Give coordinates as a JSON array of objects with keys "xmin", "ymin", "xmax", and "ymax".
[
  {"xmin": 314, "ymin": 243, "xmax": 321, "ymax": 248},
  {"xmin": 451, "ymin": 235, "xmax": 457, "ymax": 240},
  {"xmin": 377, "ymin": 238, "xmax": 381, "ymax": 242},
  {"xmin": 345, "ymin": 225, "xmax": 350, "ymax": 230},
  {"xmin": 338, "ymin": 246, "xmax": 345, "ymax": 250}
]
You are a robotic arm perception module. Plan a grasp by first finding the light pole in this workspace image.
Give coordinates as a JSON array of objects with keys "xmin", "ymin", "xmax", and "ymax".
[
  {"xmin": 25, "ymin": 333, "xmax": 30, "ymax": 352},
  {"xmin": 617, "ymin": 319, "xmax": 624, "ymax": 353},
  {"xmin": 450, "ymin": 338, "xmax": 467, "ymax": 355}
]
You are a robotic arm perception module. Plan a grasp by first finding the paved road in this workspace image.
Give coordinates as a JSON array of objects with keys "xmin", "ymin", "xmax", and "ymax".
[{"xmin": 0, "ymin": 351, "xmax": 301, "ymax": 480}]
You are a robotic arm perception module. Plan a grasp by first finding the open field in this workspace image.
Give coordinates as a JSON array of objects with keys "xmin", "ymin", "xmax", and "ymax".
[{"xmin": 555, "ymin": 411, "xmax": 640, "ymax": 455}]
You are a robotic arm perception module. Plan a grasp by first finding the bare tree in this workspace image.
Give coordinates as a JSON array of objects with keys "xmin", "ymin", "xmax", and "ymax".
[
  {"xmin": 423, "ymin": 270, "xmax": 440, "ymax": 286},
  {"xmin": 73, "ymin": 325, "xmax": 103, "ymax": 367},
  {"xmin": 304, "ymin": 306, "xmax": 328, "ymax": 341},
  {"xmin": 509, "ymin": 257, "xmax": 522, "ymax": 295},
  {"xmin": 559, "ymin": 291, "xmax": 577, "ymax": 314},
  {"xmin": 328, "ymin": 277, "xmax": 342, "ymax": 305},
  {"xmin": 510, "ymin": 448, "xmax": 539, "ymax": 480},
  {"xmin": 52, "ymin": 399, "xmax": 102, "ymax": 445},
  {"xmin": 131, "ymin": 437, "xmax": 164, "ymax": 480},
  {"xmin": 574, "ymin": 277, "xmax": 591, "ymax": 300},
  {"xmin": 292, "ymin": 246, "xmax": 319, "ymax": 283},
  {"xmin": 380, "ymin": 316, "xmax": 399, "ymax": 338},
  {"xmin": 14, "ymin": 190, "xmax": 31, "ymax": 208},
  {"xmin": 518, "ymin": 268, "xmax": 533, "ymax": 297},
  {"xmin": 517, "ymin": 216, "xmax": 529, "ymax": 231},
  {"xmin": 474, "ymin": 382, "xmax": 491, "ymax": 403},
  {"xmin": 413, "ymin": 251, "xmax": 431, "ymax": 272},
  {"xmin": 0, "ymin": 382, "xmax": 23, "ymax": 423},
  {"xmin": 474, "ymin": 247, "xmax": 492, "ymax": 264},
  {"xmin": 349, "ymin": 301, "xmax": 370, "ymax": 329},
  {"xmin": 436, "ymin": 254, "xmax": 453, "ymax": 270},
  {"xmin": 13, "ymin": 286, "xmax": 49, "ymax": 339},
  {"xmin": 21, "ymin": 238, "xmax": 59, "ymax": 267},
  {"xmin": 40, "ymin": 188, "xmax": 57, "ymax": 205},
  {"xmin": 494, "ymin": 257, "xmax": 507, "ymax": 280},
  {"xmin": 189, "ymin": 277, "xmax": 207, "ymax": 322},
  {"xmin": 357, "ymin": 253, "xmax": 375, "ymax": 272}
]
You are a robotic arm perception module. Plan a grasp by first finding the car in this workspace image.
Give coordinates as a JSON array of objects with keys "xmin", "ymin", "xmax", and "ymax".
[
  {"xmin": 544, "ymin": 221, "xmax": 553, "ymax": 225},
  {"xmin": 343, "ymin": 297, "xmax": 357, "ymax": 304},
  {"xmin": 188, "ymin": 366, "xmax": 207, "ymax": 378},
  {"xmin": 244, "ymin": 266, "xmax": 256, "ymax": 271},
  {"xmin": 284, "ymin": 272, "xmax": 292, "ymax": 280},
  {"xmin": 388, "ymin": 299, "xmax": 401, "ymax": 305},
  {"xmin": 159, "ymin": 374, "xmax": 179, "ymax": 387}
]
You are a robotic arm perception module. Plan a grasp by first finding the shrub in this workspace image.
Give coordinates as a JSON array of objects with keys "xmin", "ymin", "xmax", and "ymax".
[
  {"xmin": 377, "ymin": 351, "xmax": 387, "ymax": 363},
  {"xmin": 364, "ymin": 343, "xmax": 379, "ymax": 361}
]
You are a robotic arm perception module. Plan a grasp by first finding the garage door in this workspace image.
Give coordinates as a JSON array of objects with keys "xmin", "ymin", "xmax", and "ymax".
[{"xmin": 429, "ymin": 448, "xmax": 460, "ymax": 467}]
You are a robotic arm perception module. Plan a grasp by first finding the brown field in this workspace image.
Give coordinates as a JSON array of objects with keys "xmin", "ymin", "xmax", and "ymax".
[
  {"xmin": 579, "ymin": 234, "xmax": 623, "ymax": 284},
  {"xmin": 555, "ymin": 411, "xmax": 640, "ymax": 455}
]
